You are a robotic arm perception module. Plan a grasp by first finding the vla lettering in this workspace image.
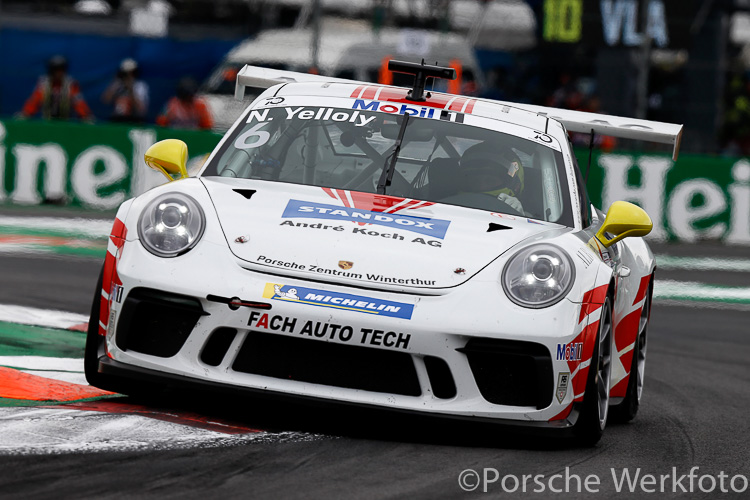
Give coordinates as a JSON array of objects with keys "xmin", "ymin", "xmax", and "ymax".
[{"xmin": 600, "ymin": 0, "xmax": 669, "ymax": 48}]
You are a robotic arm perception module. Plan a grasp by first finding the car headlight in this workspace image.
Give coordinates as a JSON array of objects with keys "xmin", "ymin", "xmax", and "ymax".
[
  {"xmin": 502, "ymin": 243, "xmax": 575, "ymax": 308},
  {"xmin": 138, "ymin": 193, "xmax": 205, "ymax": 257}
]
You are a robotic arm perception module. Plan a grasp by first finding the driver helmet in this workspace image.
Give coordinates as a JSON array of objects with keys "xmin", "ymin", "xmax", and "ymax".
[{"xmin": 460, "ymin": 142, "xmax": 525, "ymax": 197}]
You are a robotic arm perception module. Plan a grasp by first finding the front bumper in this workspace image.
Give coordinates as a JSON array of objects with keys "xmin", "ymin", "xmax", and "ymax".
[
  {"xmin": 95, "ymin": 354, "xmax": 580, "ymax": 432},
  {"xmin": 103, "ymin": 238, "xmax": 590, "ymax": 427}
]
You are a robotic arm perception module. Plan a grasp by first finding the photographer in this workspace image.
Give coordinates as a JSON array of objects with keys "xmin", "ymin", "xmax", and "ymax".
[{"xmin": 101, "ymin": 58, "xmax": 149, "ymax": 123}]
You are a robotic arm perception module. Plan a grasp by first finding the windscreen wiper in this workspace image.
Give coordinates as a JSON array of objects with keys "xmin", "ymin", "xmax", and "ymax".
[{"xmin": 376, "ymin": 114, "xmax": 410, "ymax": 195}]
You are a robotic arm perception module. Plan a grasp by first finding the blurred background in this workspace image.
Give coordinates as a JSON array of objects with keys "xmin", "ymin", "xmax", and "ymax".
[{"xmin": 1, "ymin": 0, "xmax": 750, "ymax": 244}]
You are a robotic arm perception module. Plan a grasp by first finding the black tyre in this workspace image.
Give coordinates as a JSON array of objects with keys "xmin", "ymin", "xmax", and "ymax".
[
  {"xmin": 84, "ymin": 266, "xmax": 132, "ymax": 394},
  {"xmin": 84, "ymin": 266, "xmax": 106, "ymax": 387},
  {"xmin": 572, "ymin": 296, "xmax": 613, "ymax": 446},
  {"xmin": 610, "ymin": 279, "xmax": 652, "ymax": 423}
]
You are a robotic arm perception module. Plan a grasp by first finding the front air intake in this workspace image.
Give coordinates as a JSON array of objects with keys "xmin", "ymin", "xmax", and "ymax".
[
  {"xmin": 233, "ymin": 331, "xmax": 422, "ymax": 396},
  {"xmin": 115, "ymin": 288, "xmax": 205, "ymax": 358},
  {"xmin": 458, "ymin": 338, "xmax": 553, "ymax": 409},
  {"xmin": 200, "ymin": 328, "xmax": 237, "ymax": 366}
]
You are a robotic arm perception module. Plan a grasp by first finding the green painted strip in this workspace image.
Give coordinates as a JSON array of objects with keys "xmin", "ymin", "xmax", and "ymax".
[
  {"xmin": 0, "ymin": 226, "xmax": 107, "ymax": 241},
  {"xmin": 0, "ymin": 397, "xmax": 54, "ymax": 407},
  {"xmin": 0, "ymin": 245, "xmax": 106, "ymax": 259},
  {"xmin": 655, "ymin": 255, "xmax": 750, "ymax": 272},
  {"xmin": 0, "ymin": 366, "xmax": 81, "ymax": 373},
  {"xmin": 0, "ymin": 322, "xmax": 85, "ymax": 358},
  {"xmin": 654, "ymin": 280, "xmax": 750, "ymax": 304},
  {"xmin": 0, "ymin": 394, "xmax": 122, "ymax": 408},
  {"xmin": 30, "ymin": 246, "xmax": 106, "ymax": 259}
]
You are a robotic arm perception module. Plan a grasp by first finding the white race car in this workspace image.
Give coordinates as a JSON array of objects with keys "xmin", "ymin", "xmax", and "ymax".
[{"xmin": 85, "ymin": 61, "xmax": 683, "ymax": 445}]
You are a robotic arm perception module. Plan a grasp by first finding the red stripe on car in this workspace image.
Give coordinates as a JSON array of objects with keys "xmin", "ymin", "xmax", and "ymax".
[
  {"xmin": 632, "ymin": 274, "xmax": 651, "ymax": 306},
  {"xmin": 578, "ymin": 284, "xmax": 609, "ymax": 324},
  {"xmin": 549, "ymin": 402, "xmax": 573, "ymax": 421},
  {"xmin": 614, "ymin": 307, "xmax": 642, "ymax": 353}
]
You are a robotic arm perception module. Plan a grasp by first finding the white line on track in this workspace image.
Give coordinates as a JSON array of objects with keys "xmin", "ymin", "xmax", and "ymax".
[
  {"xmin": 0, "ymin": 356, "xmax": 82, "ymax": 372},
  {"xmin": 0, "ymin": 216, "xmax": 112, "ymax": 238},
  {"xmin": 0, "ymin": 356, "xmax": 86, "ymax": 384},
  {"xmin": 16, "ymin": 370, "xmax": 87, "ymax": 385},
  {"xmin": 0, "ymin": 244, "xmax": 103, "ymax": 258},
  {"xmin": 0, "ymin": 408, "xmax": 323, "ymax": 455},
  {"xmin": 0, "ymin": 304, "xmax": 88, "ymax": 330},
  {"xmin": 655, "ymin": 254, "xmax": 750, "ymax": 272},
  {"xmin": 0, "ymin": 244, "xmax": 57, "ymax": 254},
  {"xmin": 654, "ymin": 280, "xmax": 750, "ymax": 302}
]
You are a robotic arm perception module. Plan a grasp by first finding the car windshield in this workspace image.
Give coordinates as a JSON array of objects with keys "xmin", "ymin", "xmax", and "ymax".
[{"xmin": 201, "ymin": 103, "xmax": 574, "ymax": 226}]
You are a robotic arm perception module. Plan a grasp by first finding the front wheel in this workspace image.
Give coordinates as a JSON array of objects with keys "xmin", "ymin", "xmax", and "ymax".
[
  {"xmin": 84, "ymin": 266, "xmax": 106, "ymax": 387},
  {"xmin": 83, "ymin": 266, "xmax": 134, "ymax": 395},
  {"xmin": 572, "ymin": 295, "xmax": 614, "ymax": 446}
]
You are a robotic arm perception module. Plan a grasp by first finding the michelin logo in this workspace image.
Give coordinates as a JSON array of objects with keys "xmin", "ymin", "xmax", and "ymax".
[
  {"xmin": 274, "ymin": 284, "xmax": 299, "ymax": 300},
  {"xmin": 282, "ymin": 199, "xmax": 450, "ymax": 239},
  {"xmin": 263, "ymin": 283, "xmax": 414, "ymax": 320}
]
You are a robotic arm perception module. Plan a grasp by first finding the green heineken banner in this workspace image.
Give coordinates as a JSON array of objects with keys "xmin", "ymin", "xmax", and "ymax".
[
  {"xmin": 577, "ymin": 150, "xmax": 750, "ymax": 244},
  {"xmin": 0, "ymin": 119, "xmax": 222, "ymax": 209},
  {"xmin": 0, "ymin": 118, "xmax": 748, "ymax": 244}
]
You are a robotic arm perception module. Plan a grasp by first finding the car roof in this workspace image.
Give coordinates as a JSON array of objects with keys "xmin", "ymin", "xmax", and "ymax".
[
  {"xmin": 236, "ymin": 64, "xmax": 683, "ymax": 161},
  {"xmin": 271, "ymin": 82, "xmax": 552, "ymax": 133}
]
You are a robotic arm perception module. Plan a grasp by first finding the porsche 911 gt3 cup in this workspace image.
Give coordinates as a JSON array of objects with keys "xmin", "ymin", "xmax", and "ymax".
[{"xmin": 85, "ymin": 60, "xmax": 683, "ymax": 445}]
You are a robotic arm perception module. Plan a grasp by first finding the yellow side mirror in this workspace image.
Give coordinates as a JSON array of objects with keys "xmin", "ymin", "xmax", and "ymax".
[
  {"xmin": 144, "ymin": 139, "xmax": 188, "ymax": 182},
  {"xmin": 595, "ymin": 201, "xmax": 653, "ymax": 247}
]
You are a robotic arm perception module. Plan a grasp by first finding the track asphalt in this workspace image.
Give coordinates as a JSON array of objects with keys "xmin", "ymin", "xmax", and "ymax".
[{"xmin": 0, "ymin": 214, "xmax": 748, "ymax": 499}]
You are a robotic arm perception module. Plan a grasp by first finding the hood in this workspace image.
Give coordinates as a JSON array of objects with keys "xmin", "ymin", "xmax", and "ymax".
[{"xmin": 201, "ymin": 177, "xmax": 564, "ymax": 290}]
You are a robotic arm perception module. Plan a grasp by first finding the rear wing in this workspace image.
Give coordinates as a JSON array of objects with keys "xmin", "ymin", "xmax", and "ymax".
[
  {"xmin": 488, "ymin": 101, "xmax": 683, "ymax": 161},
  {"xmin": 235, "ymin": 66, "xmax": 361, "ymax": 100},
  {"xmin": 235, "ymin": 65, "xmax": 683, "ymax": 161}
]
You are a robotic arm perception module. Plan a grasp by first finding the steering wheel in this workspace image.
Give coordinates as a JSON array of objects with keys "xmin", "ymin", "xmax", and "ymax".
[{"xmin": 438, "ymin": 192, "xmax": 525, "ymax": 216}]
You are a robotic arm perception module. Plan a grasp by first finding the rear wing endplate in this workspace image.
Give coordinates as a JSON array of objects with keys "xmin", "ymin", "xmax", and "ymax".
[{"xmin": 235, "ymin": 65, "xmax": 683, "ymax": 161}]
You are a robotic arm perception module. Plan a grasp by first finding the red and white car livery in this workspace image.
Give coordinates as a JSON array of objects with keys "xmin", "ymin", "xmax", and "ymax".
[{"xmin": 86, "ymin": 62, "xmax": 681, "ymax": 445}]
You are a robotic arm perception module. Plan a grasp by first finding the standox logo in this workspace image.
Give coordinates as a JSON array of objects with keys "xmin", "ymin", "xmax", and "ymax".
[
  {"xmin": 352, "ymin": 99, "xmax": 436, "ymax": 118},
  {"xmin": 282, "ymin": 199, "xmax": 451, "ymax": 239}
]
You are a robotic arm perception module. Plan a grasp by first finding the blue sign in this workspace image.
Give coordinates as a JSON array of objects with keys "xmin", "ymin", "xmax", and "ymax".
[
  {"xmin": 263, "ymin": 283, "xmax": 414, "ymax": 320},
  {"xmin": 281, "ymin": 199, "xmax": 450, "ymax": 239}
]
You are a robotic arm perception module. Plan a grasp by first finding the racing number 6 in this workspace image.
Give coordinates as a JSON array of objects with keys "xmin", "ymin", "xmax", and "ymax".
[{"xmin": 234, "ymin": 122, "xmax": 271, "ymax": 150}]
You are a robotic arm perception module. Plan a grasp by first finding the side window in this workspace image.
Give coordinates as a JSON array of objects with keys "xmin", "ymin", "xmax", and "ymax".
[{"xmin": 570, "ymin": 145, "xmax": 593, "ymax": 228}]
